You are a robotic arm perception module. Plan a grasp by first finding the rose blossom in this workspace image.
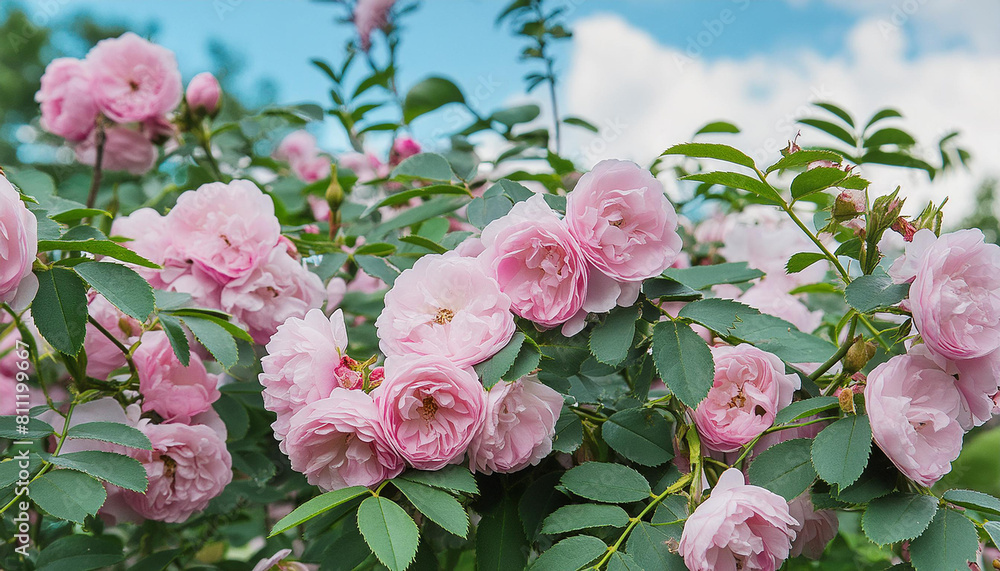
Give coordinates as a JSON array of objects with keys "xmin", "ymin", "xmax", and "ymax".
[
  {"xmin": 679, "ymin": 468, "xmax": 797, "ymax": 571},
  {"xmin": 865, "ymin": 351, "xmax": 965, "ymax": 487},
  {"xmin": 354, "ymin": 0, "xmax": 396, "ymax": 51},
  {"xmin": 787, "ymin": 493, "xmax": 838, "ymax": 559},
  {"xmin": 35, "ymin": 57, "xmax": 97, "ymax": 141},
  {"xmin": 86, "ymin": 32, "xmax": 182, "ymax": 123},
  {"xmin": 720, "ymin": 206, "xmax": 827, "ymax": 291},
  {"xmin": 123, "ymin": 420, "xmax": 232, "ymax": 523},
  {"xmin": 75, "ymin": 126, "xmax": 158, "ymax": 175},
  {"xmin": 891, "ymin": 229, "xmax": 1000, "ymax": 360},
  {"xmin": 376, "ymin": 254, "xmax": 515, "ymax": 368},
  {"xmin": 908, "ymin": 343, "xmax": 1000, "ymax": 429},
  {"xmin": 694, "ymin": 344, "xmax": 800, "ymax": 453},
  {"xmin": 738, "ymin": 282, "xmax": 823, "ymax": 333},
  {"xmin": 252, "ymin": 549, "xmax": 310, "ymax": 571},
  {"xmin": 84, "ymin": 292, "xmax": 141, "ymax": 380},
  {"xmin": 375, "ymin": 355, "xmax": 486, "ymax": 470},
  {"xmin": 0, "ymin": 175, "xmax": 38, "ymax": 311},
  {"xmin": 468, "ymin": 376, "xmax": 563, "ymax": 475},
  {"xmin": 259, "ymin": 309, "xmax": 350, "ymax": 446},
  {"xmin": 478, "ymin": 194, "xmax": 588, "ymax": 330},
  {"xmin": 389, "ymin": 136, "xmax": 421, "ymax": 165},
  {"xmin": 274, "ymin": 130, "xmax": 319, "ymax": 163},
  {"xmin": 284, "ymin": 388, "xmax": 404, "ymax": 491},
  {"xmin": 168, "ymin": 180, "xmax": 282, "ymax": 284},
  {"xmin": 185, "ymin": 72, "xmax": 221, "ymax": 115},
  {"xmin": 326, "ymin": 277, "xmax": 347, "ymax": 313},
  {"xmin": 135, "ymin": 331, "xmax": 220, "ymax": 424},
  {"xmin": 566, "ymin": 159, "xmax": 681, "ymax": 282}
]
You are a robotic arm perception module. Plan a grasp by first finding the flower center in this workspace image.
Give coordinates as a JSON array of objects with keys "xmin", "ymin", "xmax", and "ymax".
[
  {"xmin": 161, "ymin": 455, "xmax": 177, "ymax": 479},
  {"xmin": 432, "ymin": 308, "xmax": 455, "ymax": 325},
  {"xmin": 419, "ymin": 396, "xmax": 438, "ymax": 421},
  {"xmin": 728, "ymin": 388, "xmax": 747, "ymax": 409},
  {"xmin": 609, "ymin": 218, "xmax": 625, "ymax": 227}
]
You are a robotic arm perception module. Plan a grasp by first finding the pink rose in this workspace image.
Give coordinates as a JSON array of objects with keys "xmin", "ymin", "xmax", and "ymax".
[
  {"xmin": 390, "ymin": 136, "xmax": 421, "ymax": 166},
  {"xmin": 895, "ymin": 229, "xmax": 1000, "ymax": 360},
  {"xmin": 354, "ymin": 0, "xmax": 396, "ymax": 51},
  {"xmin": 865, "ymin": 351, "xmax": 965, "ymax": 487},
  {"xmin": 274, "ymin": 130, "xmax": 319, "ymax": 163},
  {"xmin": 84, "ymin": 292, "xmax": 141, "ymax": 380},
  {"xmin": 251, "ymin": 549, "xmax": 310, "ymax": 571},
  {"xmin": 338, "ymin": 151, "xmax": 385, "ymax": 184},
  {"xmin": 887, "ymin": 228, "xmax": 938, "ymax": 284},
  {"xmin": 110, "ymin": 207, "xmax": 170, "ymax": 269},
  {"xmin": 468, "ymin": 376, "xmax": 563, "ymax": 474},
  {"xmin": 220, "ymin": 243, "xmax": 325, "ymax": 344},
  {"xmin": 123, "ymin": 421, "xmax": 232, "ymax": 523},
  {"xmin": 694, "ymin": 210, "xmax": 734, "ymax": 244},
  {"xmin": 168, "ymin": 180, "xmax": 281, "ymax": 284},
  {"xmin": 135, "ymin": 331, "xmax": 220, "ymax": 424},
  {"xmin": 259, "ymin": 309, "xmax": 350, "ymax": 446},
  {"xmin": 35, "ymin": 57, "xmax": 97, "ymax": 142},
  {"xmin": 86, "ymin": 32, "xmax": 182, "ymax": 123},
  {"xmin": 738, "ymin": 282, "xmax": 823, "ymax": 333},
  {"xmin": 326, "ymin": 277, "xmax": 347, "ymax": 313},
  {"xmin": 909, "ymin": 343, "xmax": 1000, "ymax": 429},
  {"xmin": 292, "ymin": 154, "xmax": 332, "ymax": 184},
  {"xmin": 679, "ymin": 468, "xmax": 797, "ymax": 571},
  {"xmin": 0, "ymin": 176, "xmax": 38, "ymax": 311},
  {"xmin": 720, "ymin": 206, "xmax": 827, "ymax": 291},
  {"xmin": 566, "ymin": 159, "xmax": 681, "ymax": 282},
  {"xmin": 376, "ymin": 254, "xmax": 515, "ymax": 368},
  {"xmin": 694, "ymin": 344, "xmax": 800, "ymax": 453},
  {"xmin": 284, "ymin": 388, "xmax": 404, "ymax": 491},
  {"xmin": 375, "ymin": 355, "xmax": 486, "ymax": 470},
  {"xmin": 75, "ymin": 127, "xmax": 158, "ymax": 175},
  {"xmin": 478, "ymin": 195, "xmax": 588, "ymax": 330},
  {"xmin": 186, "ymin": 72, "xmax": 221, "ymax": 115},
  {"xmin": 787, "ymin": 493, "xmax": 838, "ymax": 559}
]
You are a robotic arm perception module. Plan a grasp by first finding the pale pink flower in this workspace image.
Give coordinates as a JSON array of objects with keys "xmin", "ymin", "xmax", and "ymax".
[
  {"xmin": 252, "ymin": 549, "xmax": 311, "ymax": 571},
  {"xmin": 887, "ymin": 228, "xmax": 938, "ymax": 284},
  {"xmin": 694, "ymin": 344, "xmax": 800, "ymax": 453},
  {"xmin": 679, "ymin": 468, "xmax": 797, "ymax": 571},
  {"xmin": 694, "ymin": 210, "xmax": 734, "ymax": 244},
  {"xmin": 84, "ymin": 292, "xmax": 141, "ymax": 380},
  {"xmin": 75, "ymin": 127, "xmax": 158, "ymax": 175},
  {"xmin": 865, "ymin": 351, "xmax": 965, "ymax": 487},
  {"xmin": 326, "ymin": 277, "xmax": 347, "ymax": 313},
  {"xmin": 35, "ymin": 57, "xmax": 97, "ymax": 141},
  {"xmin": 375, "ymin": 355, "xmax": 487, "ymax": 470},
  {"xmin": 274, "ymin": 130, "xmax": 319, "ymax": 164},
  {"xmin": 478, "ymin": 195, "xmax": 588, "ymax": 330},
  {"xmin": 738, "ymin": 282, "xmax": 823, "ymax": 333},
  {"xmin": 468, "ymin": 376, "xmax": 563, "ymax": 475},
  {"xmin": 292, "ymin": 154, "xmax": 331, "ymax": 184},
  {"xmin": 377, "ymin": 254, "xmax": 515, "ymax": 368},
  {"xmin": 86, "ymin": 32, "xmax": 182, "ymax": 123},
  {"xmin": 354, "ymin": 0, "xmax": 396, "ymax": 51},
  {"xmin": 0, "ymin": 176, "xmax": 38, "ymax": 311},
  {"xmin": 338, "ymin": 151, "xmax": 385, "ymax": 184},
  {"xmin": 284, "ymin": 388, "xmax": 404, "ymax": 491},
  {"xmin": 390, "ymin": 136, "xmax": 421, "ymax": 166},
  {"xmin": 135, "ymin": 331, "xmax": 220, "ymax": 424},
  {"xmin": 123, "ymin": 420, "xmax": 232, "ymax": 523},
  {"xmin": 720, "ymin": 206, "xmax": 827, "ymax": 291},
  {"xmin": 787, "ymin": 493, "xmax": 838, "ymax": 559},
  {"xmin": 185, "ymin": 72, "xmax": 221, "ymax": 115},
  {"xmin": 906, "ymin": 343, "xmax": 999, "ymax": 430}
]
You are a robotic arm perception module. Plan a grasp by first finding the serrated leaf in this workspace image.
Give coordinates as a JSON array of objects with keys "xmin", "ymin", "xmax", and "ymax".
[
  {"xmin": 786, "ymin": 252, "xmax": 827, "ymax": 274},
  {"xmin": 607, "ymin": 552, "xmax": 643, "ymax": 571},
  {"xmin": 681, "ymin": 171, "xmax": 780, "ymax": 203},
  {"xmin": 589, "ymin": 306, "xmax": 639, "ymax": 366},
  {"xmin": 269, "ymin": 486, "xmax": 369, "ymax": 536},
  {"xmin": 0, "ymin": 416, "xmax": 54, "ymax": 439},
  {"xmin": 602, "ymin": 408, "xmax": 673, "ymax": 467},
  {"xmin": 66, "ymin": 422, "xmax": 152, "ymax": 450},
  {"xmin": 774, "ymin": 397, "xmax": 839, "ymax": 425},
  {"xmin": 864, "ymin": 127, "xmax": 916, "ymax": 149},
  {"xmin": 157, "ymin": 313, "xmax": 190, "ymax": 366},
  {"xmin": 32, "ymin": 267, "xmax": 89, "ymax": 355},
  {"xmin": 909, "ymin": 508, "xmax": 978, "ymax": 571},
  {"xmin": 397, "ymin": 465, "xmax": 478, "ymax": 495},
  {"xmin": 392, "ymin": 478, "xmax": 469, "ymax": 538},
  {"xmin": 530, "ymin": 535, "xmax": 606, "ymax": 570},
  {"xmin": 799, "ymin": 118, "xmax": 856, "ymax": 146},
  {"xmin": 357, "ymin": 496, "xmax": 420, "ymax": 571},
  {"xmin": 46, "ymin": 450, "xmax": 148, "ymax": 492},
  {"xmin": 30, "ymin": 469, "xmax": 106, "ymax": 523},
  {"xmin": 812, "ymin": 414, "xmax": 872, "ymax": 487},
  {"xmin": 552, "ymin": 407, "xmax": 583, "ymax": 454},
  {"xmin": 35, "ymin": 534, "xmax": 124, "ymax": 571},
  {"xmin": 37, "ymin": 238, "xmax": 158, "ymax": 268},
  {"xmin": 790, "ymin": 167, "xmax": 849, "ymax": 200},
  {"xmin": 651, "ymin": 321, "xmax": 714, "ymax": 408},
  {"xmin": 845, "ymin": 268, "xmax": 909, "ymax": 313},
  {"xmin": 504, "ymin": 341, "xmax": 541, "ymax": 382},
  {"xmin": 362, "ymin": 185, "xmax": 469, "ymax": 217},
  {"xmin": 561, "ymin": 462, "xmax": 651, "ymax": 504},
  {"xmin": 178, "ymin": 315, "xmax": 239, "ymax": 368},
  {"xmin": 74, "ymin": 261, "xmax": 154, "ymax": 321},
  {"xmin": 985, "ymin": 521, "xmax": 1000, "ymax": 550},
  {"xmin": 626, "ymin": 522, "xmax": 685, "ymax": 571},
  {"xmin": 694, "ymin": 121, "xmax": 740, "ymax": 135},
  {"xmin": 663, "ymin": 262, "xmax": 764, "ymax": 291},
  {"xmin": 814, "ymin": 102, "xmax": 855, "ymax": 127},
  {"xmin": 942, "ymin": 489, "xmax": 1000, "ymax": 517},
  {"xmin": 861, "ymin": 493, "xmax": 938, "ymax": 545},
  {"xmin": 475, "ymin": 333, "xmax": 525, "ymax": 389},
  {"xmin": 661, "ymin": 142, "xmax": 756, "ymax": 169},
  {"xmin": 766, "ymin": 150, "xmax": 844, "ymax": 174},
  {"xmin": 477, "ymin": 496, "xmax": 528, "ymax": 571},
  {"xmin": 540, "ymin": 504, "xmax": 629, "ymax": 535},
  {"xmin": 747, "ymin": 438, "xmax": 817, "ymax": 501},
  {"xmin": 642, "ymin": 278, "xmax": 701, "ymax": 302}
]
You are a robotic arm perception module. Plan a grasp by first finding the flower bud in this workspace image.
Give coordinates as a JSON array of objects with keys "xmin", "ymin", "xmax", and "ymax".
[
  {"xmin": 891, "ymin": 216, "xmax": 917, "ymax": 242},
  {"xmin": 186, "ymin": 72, "xmax": 221, "ymax": 116},
  {"xmin": 838, "ymin": 387, "xmax": 856, "ymax": 414},
  {"xmin": 844, "ymin": 337, "xmax": 876, "ymax": 373},
  {"xmin": 367, "ymin": 366, "xmax": 384, "ymax": 390},
  {"xmin": 833, "ymin": 189, "xmax": 866, "ymax": 219}
]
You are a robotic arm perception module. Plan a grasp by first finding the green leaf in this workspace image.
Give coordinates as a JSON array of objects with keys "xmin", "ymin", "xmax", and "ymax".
[
  {"xmin": 861, "ymin": 493, "xmax": 938, "ymax": 545},
  {"xmin": 46, "ymin": 451, "xmax": 148, "ymax": 492},
  {"xmin": 589, "ymin": 306, "xmax": 639, "ymax": 366},
  {"xmin": 661, "ymin": 142, "xmax": 756, "ymax": 169},
  {"xmin": 357, "ymin": 496, "xmax": 420, "ymax": 571},
  {"xmin": 504, "ymin": 341, "xmax": 541, "ymax": 383},
  {"xmin": 785, "ymin": 252, "xmax": 828, "ymax": 274},
  {"xmin": 695, "ymin": 121, "xmax": 740, "ymax": 135},
  {"xmin": 66, "ymin": 422, "xmax": 152, "ymax": 450},
  {"xmin": 774, "ymin": 397, "xmax": 840, "ymax": 425},
  {"xmin": 625, "ymin": 522, "xmax": 685, "ymax": 571},
  {"xmin": 985, "ymin": 521, "xmax": 1000, "ymax": 551},
  {"xmin": 790, "ymin": 166, "xmax": 849, "ymax": 200},
  {"xmin": 167, "ymin": 310, "xmax": 253, "ymax": 343},
  {"xmin": 864, "ymin": 127, "xmax": 916, "ymax": 148},
  {"xmin": 941, "ymin": 489, "xmax": 1000, "ymax": 517},
  {"xmin": 397, "ymin": 465, "xmax": 478, "ymax": 495},
  {"xmin": 765, "ymin": 150, "xmax": 843, "ymax": 174},
  {"xmin": 814, "ymin": 102, "xmax": 856, "ymax": 127},
  {"xmin": 909, "ymin": 508, "xmax": 978, "ymax": 571},
  {"xmin": 607, "ymin": 552, "xmax": 643, "ymax": 571},
  {"xmin": 37, "ymin": 238, "xmax": 158, "ymax": 268},
  {"xmin": 74, "ymin": 261, "xmax": 154, "ymax": 320},
  {"xmin": 157, "ymin": 314, "xmax": 190, "ymax": 366},
  {"xmin": 374, "ymin": 197, "xmax": 466, "ymax": 235},
  {"xmin": 845, "ymin": 268, "xmax": 909, "ymax": 313},
  {"xmin": 747, "ymin": 439, "xmax": 817, "ymax": 500},
  {"xmin": 552, "ymin": 407, "xmax": 583, "ymax": 454},
  {"xmin": 564, "ymin": 116, "xmax": 599, "ymax": 132},
  {"xmin": 812, "ymin": 414, "xmax": 872, "ymax": 487},
  {"xmin": 398, "ymin": 235, "xmax": 448, "ymax": 254},
  {"xmin": 213, "ymin": 393, "xmax": 249, "ymax": 441},
  {"xmin": 491, "ymin": 104, "xmax": 541, "ymax": 127},
  {"xmin": 403, "ymin": 77, "xmax": 465, "ymax": 123},
  {"xmin": 0, "ymin": 416, "xmax": 54, "ymax": 439},
  {"xmin": 362, "ymin": 185, "xmax": 469, "ymax": 216},
  {"xmin": 681, "ymin": 171, "xmax": 781, "ymax": 203},
  {"xmin": 799, "ymin": 118, "xmax": 856, "ymax": 146},
  {"xmin": 651, "ymin": 321, "xmax": 714, "ymax": 408},
  {"xmin": 32, "ymin": 268, "xmax": 89, "ymax": 355},
  {"xmin": 30, "ymin": 469, "xmax": 106, "ymax": 523},
  {"xmin": 642, "ymin": 278, "xmax": 701, "ymax": 302},
  {"xmin": 860, "ymin": 151, "xmax": 935, "ymax": 177},
  {"xmin": 355, "ymin": 254, "xmax": 399, "ymax": 286},
  {"xmin": 392, "ymin": 478, "xmax": 469, "ymax": 538},
  {"xmin": 475, "ymin": 333, "xmax": 526, "ymax": 389},
  {"xmin": 540, "ymin": 504, "xmax": 629, "ymax": 535},
  {"xmin": 178, "ymin": 315, "xmax": 239, "ymax": 368},
  {"xmin": 477, "ymin": 496, "xmax": 528, "ymax": 571},
  {"xmin": 530, "ymin": 535, "xmax": 606, "ymax": 570},
  {"xmin": 353, "ymin": 242, "xmax": 397, "ymax": 257},
  {"xmin": 663, "ymin": 262, "xmax": 764, "ymax": 290},
  {"xmin": 561, "ymin": 462, "xmax": 651, "ymax": 504},
  {"xmin": 391, "ymin": 152, "xmax": 455, "ymax": 182},
  {"xmin": 865, "ymin": 108, "xmax": 903, "ymax": 131},
  {"xmin": 602, "ymin": 408, "xmax": 674, "ymax": 467},
  {"xmin": 269, "ymin": 486, "xmax": 369, "ymax": 536},
  {"xmin": 35, "ymin": 535, "xmax": 124, "ymax": 571}
]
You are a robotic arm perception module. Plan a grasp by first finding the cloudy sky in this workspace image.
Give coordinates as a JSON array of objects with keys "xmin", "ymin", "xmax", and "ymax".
[{"xmin": 14, "ymin": 0, "xmax": 999, "ymax": 218}]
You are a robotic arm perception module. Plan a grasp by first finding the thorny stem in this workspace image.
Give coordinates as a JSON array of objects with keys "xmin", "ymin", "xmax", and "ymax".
[{"xmin": 85, "ymin": 119, "xmax": 107, "ymax": 209}]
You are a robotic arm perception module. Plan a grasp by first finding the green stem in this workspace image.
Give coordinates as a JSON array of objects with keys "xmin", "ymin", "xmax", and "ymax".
[
  {"xmin": 0, "ymin": 401, "xmax": 77, "ymax": 516},
  {"xmin": 88, "ymin": 316, "xmax": 138, "ymax": 382},
  {"xmin": 857, "ymin": 313, "xmax": 892, "ymax": 351}
]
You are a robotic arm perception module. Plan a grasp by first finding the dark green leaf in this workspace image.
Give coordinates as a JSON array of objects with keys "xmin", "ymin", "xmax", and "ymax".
[
  {"xmin": 941, "ymin": 489, "xmax": 1000, "ymax": 517},
  {"xmin": 812, "ymin": 414, "xmax": 872, "ymax": 487},
  {"xmin": 785, "ymin": 252, "xmax": 828, "ymax": 274},
  {"xmin": 362, "ymin": 184, "xmax": 468, "ymax": 216},
  {"xmin": 541, "ymin": 504, "xmax": 629, "ymax": 535},
  {"xmin": 391, "ymin": 152, "xmax": 455, "ymax": 182},
  {"xmin": 864, "ymin": 108, "xmax": 903, "ymax": 131},
  {"xmin": 845, "ymin": 269, "xmax": 909, "ymax": 313},
  {"xmin": 814, "ymin": 102, "xmax": 855, "ymax": 127},
  {"xmin": 477, "ymin": 496, "xmax": 528, "ymax": 571},
  {"xmin": 32, "ymin": 268, "xmax": 89, "ymax": 355},
  {"xmin": 126, "ymin": 550, "xmax": 180, "ymax": 571},
  {"xmin": 602, "ymin": 408, "xmax": 674, "ymax": 467},
  {"xmin": 357, "ymin": 496, "xmax": 420, "ymax": 571},
  {"xmin": 74, "ymin": 261, "xmax": 154, "ymax": 320},
  {"xmin": 589, "ymin": 306, "xmax": 639, "ymax": 366},
  {"xmin": 402, "ymin": 76, "xmax": 465, "ymax": 122},
  {"xmin": 552, "ymin": 407, "xmax": 583, "ymax": 454},
  {"xmin": 651, "ymin": 321, "xmax": 714, "ymax": 408},
  {"xmin": 475, "ymin": 333, "xmax": 526, "ymax": 389},
  {"xmin": 765, "ymin": 150, "xmax": 843, "ymax": 174},
  {"xmin": 561, "ymin": 462, "xmax": 651, "ymax": 504},
  {"xmin": 354, "ymin": 254, "xmax": 399, "ymax": 287},
  {"xmin": 790, "ymin": 167, "xmax": 848, "ymax": 200},
  {"xmin": 30, "ymin": 469, "xmax": 106, "ymax": 523},
  {"xmin": 748, "ymin": 439, "xmax": 817, "ymax": 500},
  {"xmin": 157, "ymin": 314, "xmax": 190, "ymax": 366},
  {"xmin": 661, "ymin": 142, "xmax": 756, "ymax": 169},
  {"xmin": 663, "ymin": 262, "xmax": 764, "ymax": 290},
  {"xmin": 985, "ymin": 521, "xmax": 1000, "ymax": 551},
  {"xmin": 36, "ymin": 535, "xmax": 124, "ymax": 571},
  {"xmin": 861, "ymin": 493, "xmax": 938, "ymax": 545},
  {"xmin": 607, "ymin": 552, "xmax": 643, "ymax": 571},
  {"xmin": 0, "ymin": 416, "xmax": 54, "ymax": 439},
  {"xmin": 178, "ymin": 315, "xmax": 239, "ymax": 368},
  {"xmin": 642, "ymin": 278, "xmax": 701, "ymax": 302},
  {"xmin": 774, "ymin": 397, "xmax": 839, "ymax": 425},
  {"xmin": 503, "ymin": 341, "xmax": 541, "ymax": 383},
  {"xmin": 353, "ymin": 242, "xmax": 397, "ymax": 257},
  {"xmin": 799, "ymin": 118, "xmax": 856, "ymax": 146},
  {"xmin": 397, "ymin": 465, "xmax": 478, "ymax": 495},
  {"xmin": 564, "ymin": 116, "xmax": 599, "ymax": 133},
  {"xmin": 37, "ymin": 239, "xmax": 158, "ymax": 268},
  {"xmin": 392, "ymin": 478, "xmax": 468, "ymax": 538},
  {"xmin": 270, "ymin": 486, "xmax": 369, "ymax": 536},
  {"xmin": 681, "ymin": 172, "xmax": 780, "ymax": 203},
  {"xmin": 66, "ymin": 422, "xmax": 152, "ymax": 450},
  {"xmin": 864, "ymin": 127, "xmax": 916, "ymax": 149},
  {"xmin": 695, "ymin": 121, "xmax": 740, "ymax": 135},
  {"xmin": 530, "ymin": 535, "xmax": 606, "ymax": 570},
  {"xmin": 47, "ymin": 450, "xmax": 147, "ymax": 492},
  {"xmin": 909, "ymin": 508, "xmax": 978, "ymax": 571},
  {"xmin": 626, "ymin": 522, "xmax": 685, "ymax": 571}
]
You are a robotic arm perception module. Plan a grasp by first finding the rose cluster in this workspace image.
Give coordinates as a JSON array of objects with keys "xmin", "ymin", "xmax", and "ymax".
[
  {"xmin": 35, "ymin": 32, "xmax": 220, "ymax": 175},
  {"xmin": 113, "ymin": 179, "xmax": 326, "ymax": 343}
]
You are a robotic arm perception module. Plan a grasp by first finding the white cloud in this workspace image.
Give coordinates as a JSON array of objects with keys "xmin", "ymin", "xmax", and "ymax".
[{"xmin": 560, "ymin": 13, "xmax": 1000, "ymax": 220}]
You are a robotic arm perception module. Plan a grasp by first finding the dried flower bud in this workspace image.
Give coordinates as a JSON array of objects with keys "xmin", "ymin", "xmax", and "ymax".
[
  {"xmin": 838, "ymin": 386, "xmax": 856, "ymax": 414},
  {"xmin": 833, "ymin": 188, "xmax": 866, "ymax": 219},
  {"xmin": 891, "ymin": 216, "xmax": 917, "ymax": 242}
]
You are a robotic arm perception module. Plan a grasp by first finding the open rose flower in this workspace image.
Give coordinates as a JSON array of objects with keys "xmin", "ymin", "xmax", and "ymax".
[
  {"xmin": 354, "ymin": 0, "xmax": 396, "ymax": 51},
  {"xmin": 679, "ymin": 468, "xmax": 797, "ymax": 571},
  {"xmin": 284, "ymin": 388, "xmax": 404, "ymax": 491},
  {"xmin": 478, "ymin": 194, "xmax": 588, "ymax": 331},
  {"xmin": 0, "ymin": 175, "xmax": 38, "ymax": 311},
  {"xmin": 376, "ymin": 254, "xmax": 515, "ymax": 368},
  {"xmin": 260, "ymin": 309, "xmax": 350, "ymax": 446},
  {"xmin": 252, "ymin": 549, "xmax": 310, "ymax": 571},
  {"xmin": 787, "ymin": 493, "xmax": 838, "ymax": 559},
  {"xmin": 720, "ymin": 206, "xmax": 827, "ymax": 291},
  {"xmin": 566, "ymin": 159, "xmax": 681, "ymax": 282},
  {"xmin": 86, "ymin": 32, "xmax": 182, "ymax": 123},
  {"xmin": 737, "ymin": 282, "xmax": 823, "ymax": 334},
  {"xmin": 468, "ymin": 376, "xmax": 563, "ymax": 475},
  {"xmin": 135, "ymin": 331, "xmax": 220, "ymax": 424},
  {"xmin": 909, "ymin": 343, "xmax": 1000, "ymax": 429},
  {"xmin": 35, "ymin": 57, "xmax": 97, "ymax": 141},
  {"xmin": 123, "ymin": 420, "xmax": 232, "ymax": 523},
  {"xmin": 84, "ymin": 292, "xmax": 141, "ymax": 380},
  {"xmin": 375, "ymin": 355, "xmax": 486, "ymax": 470},
  {"xmin": 694, "ymin": 344, "xmax": 800, "ymax": 453},
  {"xmin": 865, "ymin": 351, "xmax": 965, "ymax": 487}
]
